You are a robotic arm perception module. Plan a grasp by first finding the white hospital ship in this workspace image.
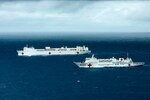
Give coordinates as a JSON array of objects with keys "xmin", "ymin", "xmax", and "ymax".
[
  {"xmin": 74, "ymin": 55, "xmax": 144, "ymax": 68},
  {"xmin": 17, "ymin": 45, "xmax": 91, "ymax": 56}
]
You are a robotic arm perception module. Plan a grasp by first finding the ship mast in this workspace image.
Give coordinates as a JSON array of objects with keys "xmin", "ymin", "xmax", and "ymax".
[{"xmin": 127, "ymin": 52, "xmax": 129, "ymax": 58}]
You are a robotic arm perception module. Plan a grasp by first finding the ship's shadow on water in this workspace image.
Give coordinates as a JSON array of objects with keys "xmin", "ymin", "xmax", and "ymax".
[{"xmin": 0, "ymin": 40, "xmax": 150, "ymax": 100}]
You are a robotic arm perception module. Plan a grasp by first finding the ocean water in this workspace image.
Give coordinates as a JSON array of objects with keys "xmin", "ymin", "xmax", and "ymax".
[{"xmin": 0, "ymin": 39, "xmax": 150, "ymax": 100}]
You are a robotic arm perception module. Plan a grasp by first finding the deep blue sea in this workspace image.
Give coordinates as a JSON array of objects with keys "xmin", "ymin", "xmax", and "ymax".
[{"xmin": 0, "ymin": 39, "xmax": 150, "ymax": 100}]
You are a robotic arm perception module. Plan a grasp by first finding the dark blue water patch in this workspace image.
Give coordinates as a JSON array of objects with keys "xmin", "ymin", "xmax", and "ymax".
[{"xmin": 0, "ymin": 39, "xmax": 150, "ymax": 100}]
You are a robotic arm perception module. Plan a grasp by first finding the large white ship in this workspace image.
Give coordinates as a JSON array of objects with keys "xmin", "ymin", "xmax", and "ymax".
[
  {"xmin": 17, "ymin": 45, "xmax": 91, "ymax": 56},
  {"xmin": 74, "ymin": 55, "xmax": 144, "ymax": 68}
]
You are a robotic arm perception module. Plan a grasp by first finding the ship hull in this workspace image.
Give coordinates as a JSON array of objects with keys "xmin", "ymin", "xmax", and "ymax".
[
  {"xmin": 17, "ymin": 50, "xmax": 91, "ymax": 56},
  {"xmin": 74, "ymin": 62, "xmax": 144, "ymax": 68}
]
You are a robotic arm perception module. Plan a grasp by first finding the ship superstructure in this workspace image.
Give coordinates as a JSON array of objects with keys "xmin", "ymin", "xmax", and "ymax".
[
  {"xmin": 17, "ymin": 45, "xmax": 91, "ymax": 56},
  {"xmin": 74, "ymin": 55, "xmax": 144, "ymax": 68}
]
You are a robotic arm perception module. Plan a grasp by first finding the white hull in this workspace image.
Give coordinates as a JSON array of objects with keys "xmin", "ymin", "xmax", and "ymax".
[
  {"xmin": 75, "ymin": 62, "xmax": 144, "ymax": 68},
  {"xmin": 17, "ymin": 46, "xmax": 91, "ymax": 56},
  {"xmin": 17, "ymin": 50, "xmax": 90, "ymax": 56},
  {"xmin": 74, "ymin": 62, "xmax": 144, "ymax": 68}
]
